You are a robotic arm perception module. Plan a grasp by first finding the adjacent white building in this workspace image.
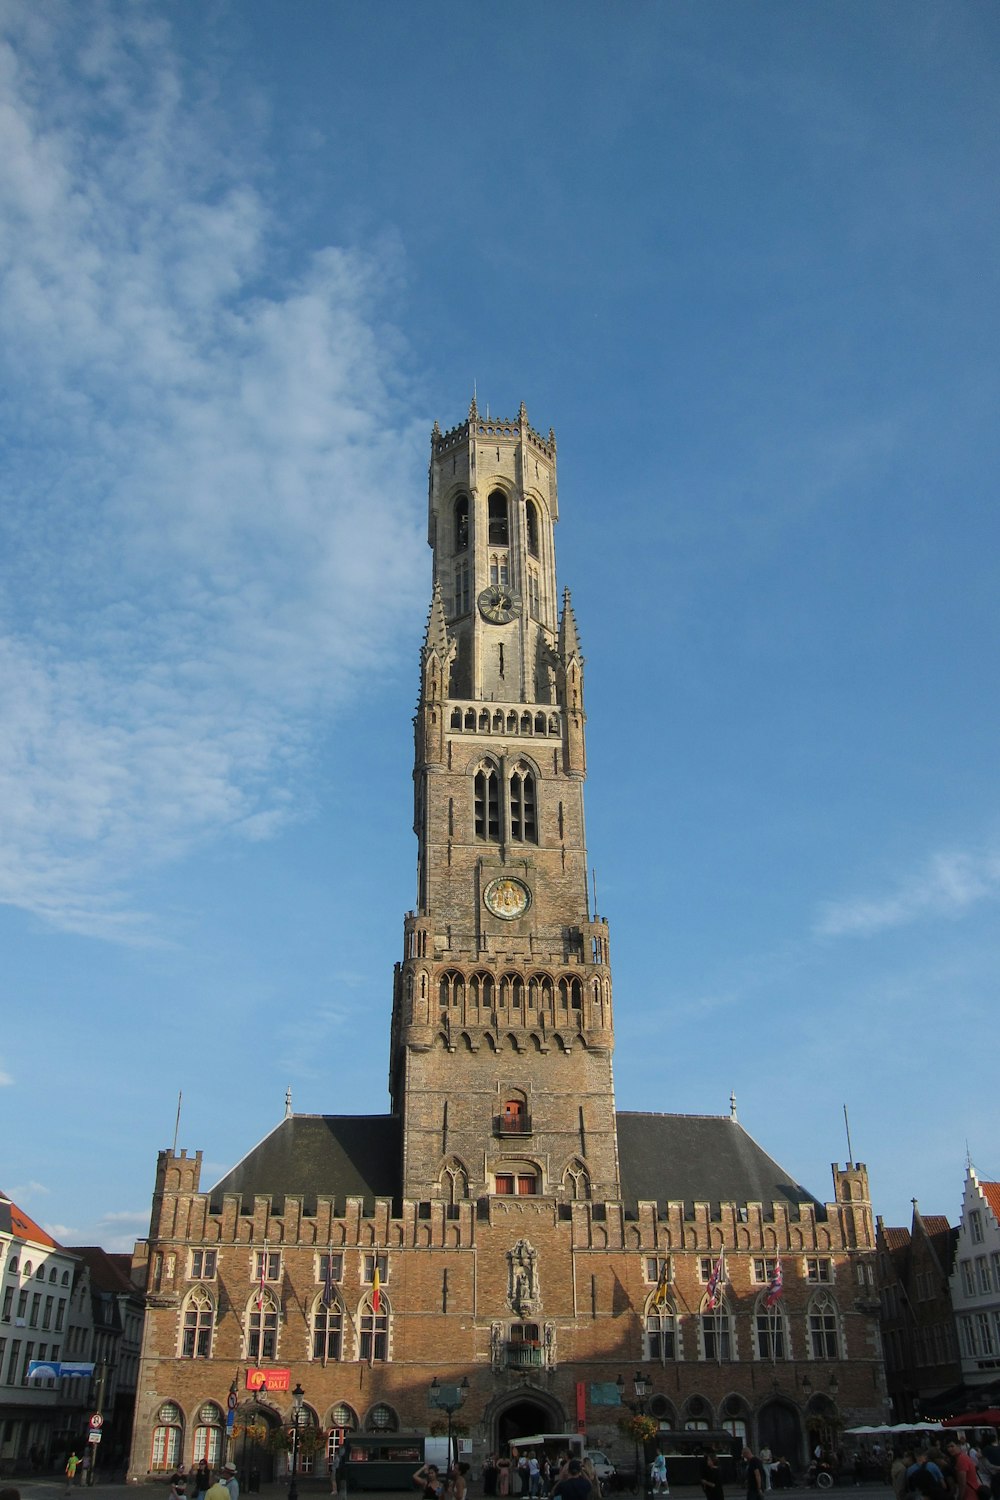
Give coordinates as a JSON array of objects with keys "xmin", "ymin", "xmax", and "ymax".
[{"xmin": 949, "ymin": 1168, "xmax": 1000, "ymax": 1389}]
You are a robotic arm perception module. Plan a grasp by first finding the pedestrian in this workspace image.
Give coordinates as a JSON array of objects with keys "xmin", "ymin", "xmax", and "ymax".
[
  {"xmin": 413, "ymin": 1462, "xmax": 444, "ymax": 1499},
  {"xmin": 701, "ymin": 1448, "xmax": 724, "ymax": 1500},
  {"xmin": 551, "ymin": 1460, "xmax": 593, "ymax": 1500},
  {"xmin": 650, "ymin": 1455, "xmax": 668, "ymax": 1496},
  {"xmin": 64, "ymin": 1455, "xmax": 81, "ymax": 1495},
  {"xmin": 220, "ymin": 1461, "xmax": 240, "ymax": 1500},
  {"xmin": 743, "ymin": 1448, "xmax": 765, "ymax": 1500},
  {"xmin": 194, "ymin": 1459, "xmax": 212, "ymax": 1500},
  {"xmin": 204, "ymin": 1478, "xmax": 230, "ymax": 1500}
]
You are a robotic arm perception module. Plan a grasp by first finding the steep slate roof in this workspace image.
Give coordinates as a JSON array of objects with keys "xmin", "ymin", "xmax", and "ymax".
[
  {"xmin": 616, "ymin": 1113, "xmax": 825, "ymax": 1217},
  {"xmin": 208, "ymin": 1116, "xmax": 403, "ymax": 1212},
  {"xmin": 0, "ymin": 1191, "xmax": 60, "ymax": 1248},
  {"xmin": 70, "ymin": 1245, "xmax": 138, "ymax": 1294},
  {"xmin": 204, "ymin": 1113, "xmax": 824, "ymax": 1218}
]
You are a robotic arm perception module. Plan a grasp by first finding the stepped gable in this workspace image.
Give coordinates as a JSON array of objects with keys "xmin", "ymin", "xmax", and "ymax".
[
  {"xmin": 616, "ymin": 1111, "xmax": 824, "ymax": 1216},
  {"xmin": 207, "ymin": 1113, "xmax": 401, "ymax": 1211}
]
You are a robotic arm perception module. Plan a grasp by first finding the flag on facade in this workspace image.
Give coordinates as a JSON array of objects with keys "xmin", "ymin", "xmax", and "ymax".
[
  {"xmin": 653, "ymin": 1261, "xmax": 670, "ymax": 1306},
  {"xmin": 765, "ymin": 1257, "xmax": 783, "ymax": 1309},
  {"xmin": 372, "ymin": 1264, "xmax": 382, "ymax": 1315},
  {"xmin": 705, "ymin": 1252, "xmax": 724, "ymax": 1310},
  {"xmin": 256, "ymin": 1248, "xmax": 266, "ymax": 1311},
  {"xmin": 321, "ymin": 1252, "xmax": 334, "ymax": 1311}
]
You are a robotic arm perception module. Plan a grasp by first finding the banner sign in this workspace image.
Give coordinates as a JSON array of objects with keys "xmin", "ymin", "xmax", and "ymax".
[
  {"xmin": 246, "ymin": 1368, "xmax": 290, "ymax": 1392},
  {"xmin": 576, "ymin": 1381, "xmax": 587, "ymax": 1432},
  {"xmin": 27, "ymin": 1361, "xmax": 95, "ymax": 1381}
]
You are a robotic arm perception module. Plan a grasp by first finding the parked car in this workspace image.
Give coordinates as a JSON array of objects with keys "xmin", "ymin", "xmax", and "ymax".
[{"xmin": 585, "ymin": 1451, "xmax": 617, "ymax": 1484}]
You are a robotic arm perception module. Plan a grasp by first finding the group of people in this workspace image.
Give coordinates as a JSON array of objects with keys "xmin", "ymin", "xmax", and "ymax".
[
  {"xmin": 890, "ymin": 1433, "xmax": 1000, "ymax": 1500},
  {"xmin": 166, "ymin": 1458, "xmax": 241, "ymax": 1500},
  {"xmin": 413, "ymin": 1459, "xmax": 472, "ymax": 1500},
  {"xmin": 479, "ymin": 1452, "xmax": 603, "ymax": 1500}
]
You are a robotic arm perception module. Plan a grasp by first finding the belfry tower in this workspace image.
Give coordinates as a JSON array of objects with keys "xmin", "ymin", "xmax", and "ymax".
[{"xmin": 390, "ymin": 400, "xmax": 619, "ymax": 1204}]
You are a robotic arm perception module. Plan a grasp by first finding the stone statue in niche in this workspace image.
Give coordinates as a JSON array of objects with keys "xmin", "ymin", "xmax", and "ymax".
[{"xmin": 507, "ymin": 1238, "xmax": 540, "ymax": 1315}]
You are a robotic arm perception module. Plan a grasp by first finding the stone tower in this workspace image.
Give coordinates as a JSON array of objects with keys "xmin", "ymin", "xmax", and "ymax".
[{"xmin": 390, "ymin": 399, "xmax": 619, "ymax": 1203}]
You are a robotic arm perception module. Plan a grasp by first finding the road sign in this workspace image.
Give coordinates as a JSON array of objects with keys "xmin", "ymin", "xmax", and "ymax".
[
  {"xmin": 88, "ymin": 1433, "xmax": 102, "ymax": 1445},
  {"xmin": 89, "ymin": 1414, "xmax": 104, "ymax": 1430}
]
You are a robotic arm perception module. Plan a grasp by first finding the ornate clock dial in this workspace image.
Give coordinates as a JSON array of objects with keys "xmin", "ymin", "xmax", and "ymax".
[{"xmin": 477, "ymin": 583, "xmax": 521, "ymax": 624}]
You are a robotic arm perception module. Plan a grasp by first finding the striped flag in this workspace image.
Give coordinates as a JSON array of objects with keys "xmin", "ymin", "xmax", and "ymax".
[
  {"xmin": 765, "ymin": 1258, "xmax": 783, "ymax": 1309},
  {"xmin": 372, "ymin": 1263, "xmax": 382, "ymax": 1316},
  {"xmin": 705, "ymin": 1252, "xmax": 725, "ymax": 1310},
  {"xmin": 321, "ymin": 1253, "xmax": 334, "ymax": 1311},
  {"xmin": 653, "ymin": 1262, "xmax": 670, "ymax": 1306}
]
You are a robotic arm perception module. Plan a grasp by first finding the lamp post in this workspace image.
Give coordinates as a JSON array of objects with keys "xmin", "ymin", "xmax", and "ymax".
[
  {"xmin": 428, "ymin": 1377, "xmax": 470, "ymax": 1473},
  {"xmin": 617, "ymin": 1373, "xmax": 653, "ymax": 1496},
  {"xmin": 288, "ymin": 1384, "xmax": 305, "ymax": 1500}
]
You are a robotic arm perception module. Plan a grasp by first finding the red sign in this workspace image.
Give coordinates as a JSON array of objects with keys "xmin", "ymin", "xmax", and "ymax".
[
  {"xmin": 576, "ymin": 1381, "xmax": 586, "ymax": 1433},
  {"xmin": 246, "ymin": 1368, "xmax": 291, "ymax": 1392}
]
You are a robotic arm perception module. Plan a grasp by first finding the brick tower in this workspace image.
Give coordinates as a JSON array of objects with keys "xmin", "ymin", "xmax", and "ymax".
[{"xmin": 390, "ymin": 398, "xmax": 620, "ymax": 1203}]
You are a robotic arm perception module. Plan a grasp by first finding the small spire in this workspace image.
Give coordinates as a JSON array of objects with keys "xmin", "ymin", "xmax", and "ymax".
[
  {"xmin": 519, "ymin": 400, "xmax": 528, "ymax": 424},
  {"xmin": 423, "ymin": 581, "xmax": 452, "ymax": 658},
  {"xmin": 284, "ymin": 1086, "xmax": 293, "ymax": 1120},
  {"xmin": 469, "ymin": 385, "xmax": 478, "ymax": 420},
  {"xmin": 558, "ymin": 588, "xmax": 582, "ymax": 660},
  {"xmin": 432, "ymin": 419, "xmax": 441, "ymax": 438},
  {"xmin": 730, "ymin": 1091, "xmax": 738, "ymax": 1123}
]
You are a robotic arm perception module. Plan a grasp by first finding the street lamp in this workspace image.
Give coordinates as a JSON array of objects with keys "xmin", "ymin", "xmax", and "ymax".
[
  {"xmin": 428, "ymin": 1376, "xmax": 470, "ymax": 1473},
  {"xmin": 288, "ymin": 1384, "xmax": 305, "ymax": 1500},
  {"xmin": 617, "ymin": 1373, "xmax": 653, "ymax": 1496}
]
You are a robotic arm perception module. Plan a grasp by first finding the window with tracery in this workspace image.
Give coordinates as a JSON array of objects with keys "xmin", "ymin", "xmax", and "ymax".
[
  {"xmin": 645, "ymin": 1302, "xmax": 677, "ymax": 1360},
  {"xmin": 151, "ymin": 1402, "xmax": 183, "ymax": 1470},
  {"xmin": 311, "ymin": 1294, "xmax": 343, "ymax": 1360},
  {"xmin": 754, "ymin": 1293, "xmax": 788, "ymax": 1359},
  {"xmin": 509, "ymin": 764, "xmax": 537, "ymax": 842},
  {"xmin": 700, "ymin": 1295, "xmax": 733, "ymax": 1360},
  {"xmin": 193, "ymin": 1403, "xmax": 224, "ymax": 1464},
  {"xmin": 245, "ymin": 1289, "xmax": 279, "ymax": 1361},
  {"xmin": 808, "ymin": 1292, "xmax": 840, "ymax": 1358},
  {"xmin": 474, "ymin": 764, "xmax": 500, "ymax": 841},
  {"xmin": 359, "ymin": 1294, "xmax": 389, "ymax": 1362},
  {"xmin": 365, "ymin": 1403, "xmax": 398, "ymax": 1432},
  {"xmin": 181, "ymin": 1287, "xmax": 215, "ymax": 1358}
]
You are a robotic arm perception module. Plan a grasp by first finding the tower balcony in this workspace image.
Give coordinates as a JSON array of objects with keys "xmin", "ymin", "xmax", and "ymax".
[
  {"xmin": 494, "ymin": 1112, "xmax": 533, "ymax": 1138},
  {"xmin": 448, "ymin": 701, "xmax": 562, "ymax": 739}
]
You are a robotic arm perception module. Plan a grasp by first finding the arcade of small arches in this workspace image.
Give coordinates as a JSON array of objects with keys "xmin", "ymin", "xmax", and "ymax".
[
  {"xmin": 435, "ymin": 1149, "xmax": 592, "ymax": 1203},
  {"xmin": 451, "ymin": 706, "xmax": 561, "ymax": 737},
  {"xmin": 148, "ymin": 1396, "xmax": 402, "ymax": 1474}
]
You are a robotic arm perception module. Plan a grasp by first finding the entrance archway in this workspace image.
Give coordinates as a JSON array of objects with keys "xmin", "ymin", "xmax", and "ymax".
[
  {"xmin": 233, "ymin": 1402, "xmax": 279, "ymax": 1488},
  {"xmin": 486, "ymin": 1390, "xmax": 566, "ymax": 1454},
  {"xmin": 757, "ymin": 1400, "xmax": 803, "ymax": 1466}
]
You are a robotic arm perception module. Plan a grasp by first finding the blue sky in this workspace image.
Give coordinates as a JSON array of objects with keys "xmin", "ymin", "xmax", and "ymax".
[{"xmin": 1, "ymin": 0, "xmax": 998, "ymax": 1252}]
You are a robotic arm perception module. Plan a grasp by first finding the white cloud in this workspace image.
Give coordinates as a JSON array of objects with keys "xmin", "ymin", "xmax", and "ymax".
[
  {"xmin": 0, "ymin": 1066, "xmax": 12, "ymax": 1086},
  {"xmin": 98, "ymin": 1209, "xmax": 148, "ymax": 1224},
  {"xmin": 9, "ymin": 1180, "xmax": 49, "ymax": 1200},
  {"xmin": 0, "ymin": 4, "xmax": 426, "ymax": 938},
  {"xmin": 815, "ymin": 848, "xmax": 1000, "ymax": 938}
]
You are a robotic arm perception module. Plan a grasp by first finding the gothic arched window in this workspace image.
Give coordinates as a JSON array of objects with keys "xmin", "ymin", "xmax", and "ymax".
[
  {"xmin": 509, "ymin": 764, "xmax": 537, "ymax": 843},
  {"xmin": 359, "ymin": 1293, "xmax": 390, "ymax": 1363},
  {"xmin": 454, "ymin": 495, "xmax": 469, "ymax": 552},
  {"xmin": 488, "ymin": 490, "xmax": 509, "ymax": 545},
  {"xmin": 644, "ymin": 1297, "xmax": 677, "ymax": 1360},
  {"xmin": 181, "ymin": 1287, "xmax": 215, "ymax": 1358},
  {"xmin": 754, "ymin": 1292, "xmax": 788, "ymax": 1360},
  {"xmin": 365, "ymin": 1403, "xmax": 398, "ymax": 1432},
  {"xmin": 193, "ymin": 1402, "xmax": 225, "ymax": 1466},
  {"xmin": 311, "ymin": 1293, "xmax": 344, "ymax": 1361},
  {"xmin": 245, "ymin": 1289, "xmax": 279, "ymax": 1361},
  {"xmin": 808, "ymin": 1291, "xmax": 840, "ymax": 1359},
  {"xmin": 474, "ymin": 763, "xmax": 500, "ymax": 841},
  {"xmin": 525, "ymin": 499, "xmax": 540, "ymax": 557},
  {"xmin": 700, "ymin": 1293, "xmax": 733, "ymax": 1361},
  {"xmin": 151, "ymin": 1402, "xmax": 184, "ymax": 1471}
]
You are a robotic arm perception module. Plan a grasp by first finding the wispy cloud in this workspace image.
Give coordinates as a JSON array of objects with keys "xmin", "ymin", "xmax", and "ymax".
[
  {"xmin": 9, "ymin": 1180, "xmax": 49, "ymax": 1201},
  {"xmin": 815, "ymin": 848, "xmax": 1000, "ymax": 938},
  {"xmin": 99, "ymin": 1210, "xmax": 148, "ymax": 1225},
  {"xmin": 0, "ymin": 5, "xmax": 425, "ymax": 939},
  {"xmin": 0, "ymin": 1066, "xmax": 12, "ymax": 1087}
]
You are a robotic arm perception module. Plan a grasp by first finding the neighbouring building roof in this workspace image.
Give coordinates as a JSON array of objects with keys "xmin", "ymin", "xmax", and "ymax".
[
  {"xmin": 204, "ymin": 1112, "xmax": 826, "ymax": 1219},
  {"xmin": 70, "ymin": 1245, "xmax": 139, "ymax": 1295},
  {"xmin": 882, "ymin": 1226, "xmax": 911, "ymax": 1251},
  {"xmin": 0, "ymin": 1191, "xmax": 60, "ymax": 1249},
  {"xmin": 981, "ymin": 1182, "xmax": 1000, "ymax": 1223}
]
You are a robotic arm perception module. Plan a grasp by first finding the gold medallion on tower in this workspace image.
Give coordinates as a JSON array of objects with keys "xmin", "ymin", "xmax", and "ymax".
[{"xmin": 483, "ymin": 876, "xmax": 531, "ymax": 920}]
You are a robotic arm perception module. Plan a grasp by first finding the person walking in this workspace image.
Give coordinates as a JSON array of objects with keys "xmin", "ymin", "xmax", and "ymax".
[
  {"xmin": 64, "ymin": 1455, "xmax": 81, "ymax": 1495},
  {"xmin": 743, "ymin": 1448, "xmax": 765, "ymax": 1500},
  {"xmin": 701, "ymin": 1448, "xmax": 724, "ymax": 1500}
]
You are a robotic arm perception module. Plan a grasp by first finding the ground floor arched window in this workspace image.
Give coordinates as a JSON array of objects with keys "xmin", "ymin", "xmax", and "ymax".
[{"xmin": 151, "ymin": 1401, "xmax": 183, "ymax": 1470}]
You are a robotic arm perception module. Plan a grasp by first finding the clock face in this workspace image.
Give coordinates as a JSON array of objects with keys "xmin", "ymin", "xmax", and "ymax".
[
  {"xmin": 483, "ymin": 876, "xmax": 531, "ymax": 920},
  {"xmin": 477, "ymin": 583, "xmax": 521, "ymax": 624}
]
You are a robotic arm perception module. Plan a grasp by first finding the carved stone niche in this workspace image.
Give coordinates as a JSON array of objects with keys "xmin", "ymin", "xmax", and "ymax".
[{"xmin": 507, "ymin": 1237, "xmax": 540, "ymax": 1316}]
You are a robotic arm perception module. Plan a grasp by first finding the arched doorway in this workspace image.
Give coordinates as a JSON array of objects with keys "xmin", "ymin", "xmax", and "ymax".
[
  {"xmin": 232, "ymin": 1401, "xmax": 279, "ymax": 1488},
  {"xmin": 487, "ymin": 1390, "xmax": 566, "ymax": 1454},
  {"xmin": 757, "ymin": 1400, "xmax": 803, "ymax": 1466}
]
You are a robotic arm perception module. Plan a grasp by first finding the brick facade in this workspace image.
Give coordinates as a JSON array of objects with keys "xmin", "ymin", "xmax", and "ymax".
[{"xmin": 130, "ymin": 404, "xmax": 887, "ymax": 1479}]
